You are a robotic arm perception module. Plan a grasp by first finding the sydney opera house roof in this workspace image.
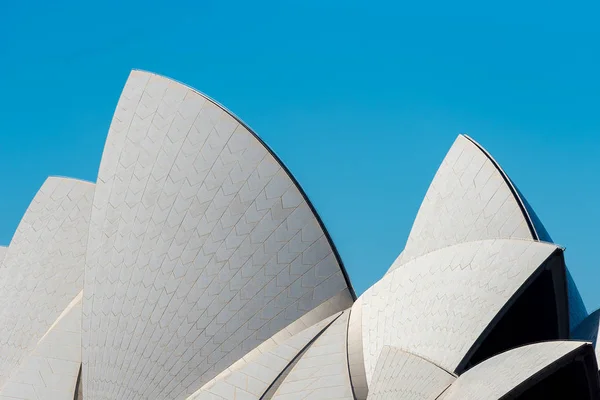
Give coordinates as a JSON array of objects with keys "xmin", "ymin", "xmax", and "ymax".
[{"xmin": 0, "ymin": 69, "xmax": 598, "ymax": 399}]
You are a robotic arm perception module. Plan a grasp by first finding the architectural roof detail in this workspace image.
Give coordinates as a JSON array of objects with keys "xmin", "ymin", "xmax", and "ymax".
[
  {"xmin": 81, "ymin": 70, "xmax": 354, "ymax": 399},
  {"xmin": 361, "ymin": 239, "xmax": 564, "ymax": 377},
  {"xmin": 0, "ymin": 70, "xmax": 596, "ymax": 399},
  {"xmin": 187, "ymin": 312, "xmax": 341, "ymax": 400},
  {"xmin": 438, "ymin": 341, "xmax": 599, "ymax": 399},
  {"xmin": 0, "ymin": 292, "xmax": 83, "ymax": 400},
  {"xmin": 202, "ymin": 289, "xmax": 352, "ymax": 388},
  {"xmin": 366, "ymin": 345, "xmax": 455, "ymax": 400},
  {"xmin": 389, "ymin": 135, "xmax": 540, "ymax": 272},
  {"xmin": 269, "ymin": 310, "xmax": 354, "ymax": 399},
  {"xmin": 0, "ymin": 177, "xmax": 93, "ymax": 388}
]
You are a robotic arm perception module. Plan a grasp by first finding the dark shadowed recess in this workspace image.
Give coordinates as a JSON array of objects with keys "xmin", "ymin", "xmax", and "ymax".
[
  {"xmin": 456, "ymin": 249, "xmax": 570, "ymax": 374},
  {"xmin": 501, "ymin": 344, "xmax": 600, "ymax": 400},
  {"xmin": 514, "ymin": 184, "xmax": 589, "ymax": 332},
  {"xmin": 74, "ymin": 365, "xmax": 83, "ymax": 400}
]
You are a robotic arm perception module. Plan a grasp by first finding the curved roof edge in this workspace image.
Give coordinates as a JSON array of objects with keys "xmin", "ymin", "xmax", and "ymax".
[
  {"xmin": 347, "ymin": 299, "xmax": 368, "ymax": 400},
  {"xmin": 383, "ymin": 346, "xmax": 456, "ymax": 376},
  {"xmin": 130, "ymin": 69, "xmax": 356, "ymax": 300},
  {"xmin": 461, "ymin": 134, "xmax": 541, "ymax": 241},
  {"xmin": 267, "ymin": 310, "xmax": 353, "ymax": 399},
  {"xmin": 188, "ymin": 311, "xmax": 343, "ymax": 399},
  {"xmin": 259, "ymin": 311, "xmax": 344, "ymax": 399}
]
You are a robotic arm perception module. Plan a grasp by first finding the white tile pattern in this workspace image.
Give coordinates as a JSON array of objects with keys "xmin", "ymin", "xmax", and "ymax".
[
  {"xmin": 203, "ymin": 290, "xmax": 353, "ymax": 388},
  {"xmin": 0, "ymin": 293, "xmax": 83, "ymax": 400},
  {"xmin": 270, "ymin": 310, "xmax": 354, "ymax": 400},
  {"xmin": 82, "ymin": 70, "xmax": 352, "ymax": 399},
  {"xmin": 0, "ymin": 70, "xmax": 593, "ymax": 400},
  {"xmin": 361, "ymin": 239, "xmax": 560, "ymax": 379},
  {"xmin": 438, "ymin": 341, "xmax": 586, "ymax": 400},
  {"xmin": 187, "ymin": 312, "xmax": 342, "ymax": 399},
  {"xmin": 366, "ymin": 345, "xmax": 455, "ymax": 400},
  {"xmin": 0, "ymin": 177, "xmax": 93, "ymax": 387},
  {"xmin": 389, "ymin": 135, "xmax": 534, "ymax": 272}
]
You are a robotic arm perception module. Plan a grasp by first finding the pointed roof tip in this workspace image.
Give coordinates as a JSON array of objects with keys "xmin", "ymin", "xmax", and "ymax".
[
  {"xmin": 457, "ymin": 135, "xmax": 541, "ymax": 242},
  {"xmin": 119, "ymin": 68, "xmax": 356, "ymax": 300},
  {"xmin": 130, "ymin": 68, "xmax": 156, "ymax": 76},
  {"xmin": 457, "ymin": 133, "xmax": 477, "ymax": 148},
  {"xmin": 124, "ymin": 70, "xmax": 253, "ymax": 135},
  {"xmin": 126, "ymin": 69, "xmax": 231, "ymax": 116},
  {"xmin": 460, "ymin": 134, "xmax": 483, "ymax": 148}
]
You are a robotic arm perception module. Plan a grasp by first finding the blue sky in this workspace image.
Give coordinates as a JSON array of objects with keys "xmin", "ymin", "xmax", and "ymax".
[{"xmin": 1, "ymin": 1, "xmax": 599, "ymax": 308}]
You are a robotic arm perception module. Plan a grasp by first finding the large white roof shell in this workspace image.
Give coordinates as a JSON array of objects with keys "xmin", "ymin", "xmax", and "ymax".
[{"xmin": 82, "ymin": 70, "xmax": 355, "ymax": 399}]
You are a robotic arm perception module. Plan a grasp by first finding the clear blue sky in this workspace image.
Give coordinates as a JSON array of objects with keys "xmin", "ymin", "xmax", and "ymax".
[{"xmin": 1, "ymin": 1, "xmax": 599, "ymax": 308}]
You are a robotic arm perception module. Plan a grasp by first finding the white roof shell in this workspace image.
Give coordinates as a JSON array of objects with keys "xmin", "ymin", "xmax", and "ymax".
[
  {"xmin": 361, "ymin": 239, "xmax": 561, "ymax": 378},
  {"xmin": 439, "ymin": 341, "xmax": 590, "ymax": 400},
  {"xmin": 389, "ymin": 135, "xmax": 538, "ymax": 272},
  {"xmin": 82, "ymin": 70, "xmax": 354, "ymax": 399},
  {"xmin": 0, "ymin": 292, "xmax": 83, "ymax": 400},
  {"xmin": 0, "ymin": 177, "xmax": 93, "ymax": 387}
]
